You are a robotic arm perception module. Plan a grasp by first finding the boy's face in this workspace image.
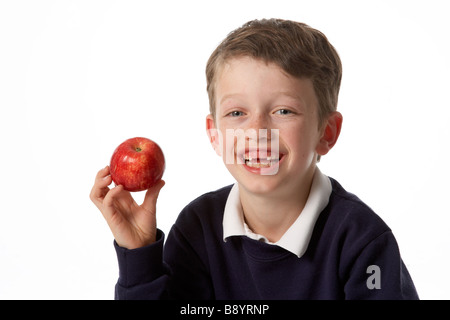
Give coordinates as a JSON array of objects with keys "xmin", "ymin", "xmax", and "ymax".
[{"xmin": 206, "ymin": 57, "xmax": 336, "ymax": 196}]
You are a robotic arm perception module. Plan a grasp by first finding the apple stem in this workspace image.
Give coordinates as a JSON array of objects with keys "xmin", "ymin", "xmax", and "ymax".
[{"xmin": 135, "ymin": 147, "xmax": 142, "ymax": 152}]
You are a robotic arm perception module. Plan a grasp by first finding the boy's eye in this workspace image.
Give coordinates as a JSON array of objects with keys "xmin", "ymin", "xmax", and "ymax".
[
  {"xmin": 228, "ymin": 111, "xmax": 244, "ymax": 117},
  {"xmin": 274, "ymin": 109, "xmax": 292, "ymax": 115}
]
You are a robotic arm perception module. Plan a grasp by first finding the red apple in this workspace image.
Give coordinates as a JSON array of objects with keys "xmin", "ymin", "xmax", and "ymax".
[{"xmin": 110, "ymin": 137, "xmax": 165, "ymax": 192}]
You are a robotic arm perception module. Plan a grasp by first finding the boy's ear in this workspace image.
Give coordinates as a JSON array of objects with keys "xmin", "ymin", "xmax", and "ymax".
[
  {"xmin": 316, "ymin": 111, "xmax": 343, "ymax": 157},
  {"xmin": 206, "ymin": 114, "xmax": 223, "ymax": 157}
]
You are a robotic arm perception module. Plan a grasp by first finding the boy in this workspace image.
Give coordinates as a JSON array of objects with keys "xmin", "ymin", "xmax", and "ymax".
[{"xmin": 90, "ymin": 19, "xmax": 418, "ymax": 299}]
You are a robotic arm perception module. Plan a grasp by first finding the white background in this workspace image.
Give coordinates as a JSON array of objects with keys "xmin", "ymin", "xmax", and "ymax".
[{"xmin": 1, "ymin": 0, "xmax": 449, "ymax": 299}]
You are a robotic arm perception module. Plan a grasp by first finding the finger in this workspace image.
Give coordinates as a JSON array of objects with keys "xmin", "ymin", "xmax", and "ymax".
[
  {"xmin": 95, "ymin": 165, "xmax": 110, "ymax": 180},
  {"xmin": 90, "ymin": 176, "xmax": 112, "ymax": 207},
  {"xmin": 91, "ymin": 166, "xmax": 111, "ymax": 195},
  {"xmin": 98, "ymin": 184, "xmax": 124, "ymax": 221},
  {"xmin": 103, "ymin": 184, "xmax": 124, "ymax": 209},
  {"xmin": 141, "ymin": 179, "xmax": 165, "ymax": 213},
  {"xmin": 90, "ymin": 168, "xmax": 113, "ymax": 204},
  {"xmin": 96, "ymin": 174, "xmax": 113, "ymax": 190}
]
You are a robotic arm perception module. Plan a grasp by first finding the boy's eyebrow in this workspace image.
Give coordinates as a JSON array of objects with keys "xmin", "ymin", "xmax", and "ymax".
[
  {"xmin": 275, "ymin": 91, "xmax": 304, "ymax": 101},
  {"xmin": 219, "ymin": 92, "xmax": 304, "ymax": 106},
  {"xmin": 219, "ymin": 93, "xmax": 242, "ymax": 106}
]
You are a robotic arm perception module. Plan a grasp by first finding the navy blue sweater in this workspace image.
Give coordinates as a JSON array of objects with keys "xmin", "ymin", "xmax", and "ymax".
[{"xmin": 114, "ymin": 178, "xmax": 418, "ymax": 300}]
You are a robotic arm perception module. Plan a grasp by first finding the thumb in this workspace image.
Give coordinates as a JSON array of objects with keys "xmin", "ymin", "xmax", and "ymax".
[{"xmin": 141, "ymin": 179, "xmax": 165, "ymax": 213}]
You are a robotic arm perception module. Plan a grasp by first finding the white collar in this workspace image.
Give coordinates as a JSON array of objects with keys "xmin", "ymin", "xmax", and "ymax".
[{"xmin": 222, "ymin": 167, "xmax": 332, "ymax": 258}]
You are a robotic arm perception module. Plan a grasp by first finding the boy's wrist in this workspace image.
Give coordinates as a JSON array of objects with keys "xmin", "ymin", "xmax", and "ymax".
[
  {"xmin": 114, "ymin": 229, "xmax": 165, "ymax": 288},
  {"xmin": 115, "ymin": 232, "xmax": 157, "ymax": 250}
]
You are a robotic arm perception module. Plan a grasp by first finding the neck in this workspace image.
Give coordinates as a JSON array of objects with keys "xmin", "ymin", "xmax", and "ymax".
[{"xmin": 239, "ymin": 166, "xmax": 316, "ymax": 243}]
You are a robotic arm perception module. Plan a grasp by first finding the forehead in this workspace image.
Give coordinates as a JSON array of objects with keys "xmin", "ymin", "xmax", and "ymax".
[{"xmin": 215, "ymin": 56, "xmax": 317, "ymax": 107}]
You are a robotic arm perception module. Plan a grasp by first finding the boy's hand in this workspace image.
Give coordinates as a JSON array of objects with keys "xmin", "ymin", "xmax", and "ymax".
[{"xmin": 90, "ymin": 166, "xmax": 165, "ymax": 249}]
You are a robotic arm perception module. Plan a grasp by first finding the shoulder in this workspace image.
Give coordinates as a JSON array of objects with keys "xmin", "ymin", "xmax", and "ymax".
[
  {"xmin": 313, "ymin": 177, "xmax": 403, "ymax": 275},
  {"xmin": 187, "ymin": 184, "xmax": 233, "ymax": 210},
  {"xmin": 181, "ymin": 184, "xmax": 233, "ymax": 217},
  {"xmin": 324, "ymin": 177, "xmax": 391, "ymax": 242},
  {"xmin": 173, "ymin": 184, "xmax": 233, "ymax": 232}
]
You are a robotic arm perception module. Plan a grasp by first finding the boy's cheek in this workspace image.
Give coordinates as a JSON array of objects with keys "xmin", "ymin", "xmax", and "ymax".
[
  {"xmin": 223, "ymin": 137, "xmax": 238, "ymax": 165},
  {"xmin": 206, "ymin": 127, "xmax": 224, "ymax": 157},
  {"xmin": 212, "ymin": 132, "xmax": 239, "ymax": 165}
]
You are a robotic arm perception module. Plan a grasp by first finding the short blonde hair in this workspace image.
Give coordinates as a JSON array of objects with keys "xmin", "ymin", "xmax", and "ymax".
[{"xmin": 206, "ymin": 19, "xmax": 342, "ymax": 127}]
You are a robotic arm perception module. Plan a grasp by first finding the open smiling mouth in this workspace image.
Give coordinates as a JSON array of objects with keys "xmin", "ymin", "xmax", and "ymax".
[
  {"xmin": 240, "ymin": 151, "xmax": 285, "ymax": 174},
  {"xmin": 244, "ymin": 155, "xmax": 280, "ymax": 168}
]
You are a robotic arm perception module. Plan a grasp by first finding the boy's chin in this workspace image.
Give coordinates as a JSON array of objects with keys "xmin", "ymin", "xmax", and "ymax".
[
  {"xmin": 230, "ymin": 166, "xmax": 283, "ymax": 195},
  {"xmin": 237, "ymin": 178, "xmax": 283, "ymax": 196}
]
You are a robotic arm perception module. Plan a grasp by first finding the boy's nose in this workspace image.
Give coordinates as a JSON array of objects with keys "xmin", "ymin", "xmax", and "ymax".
[
  {"xmin": 248, "ymin": 113, "xmax": 270, "ymax": 131},
  {"xmin": 246, "ymin": 113, "xmax": 272, "ymax": 143}
]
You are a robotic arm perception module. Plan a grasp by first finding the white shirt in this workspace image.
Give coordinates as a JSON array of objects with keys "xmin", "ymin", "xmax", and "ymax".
[{"xmin": 222, "ymin": 167, "xmax": 332, "ymax": 258}]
